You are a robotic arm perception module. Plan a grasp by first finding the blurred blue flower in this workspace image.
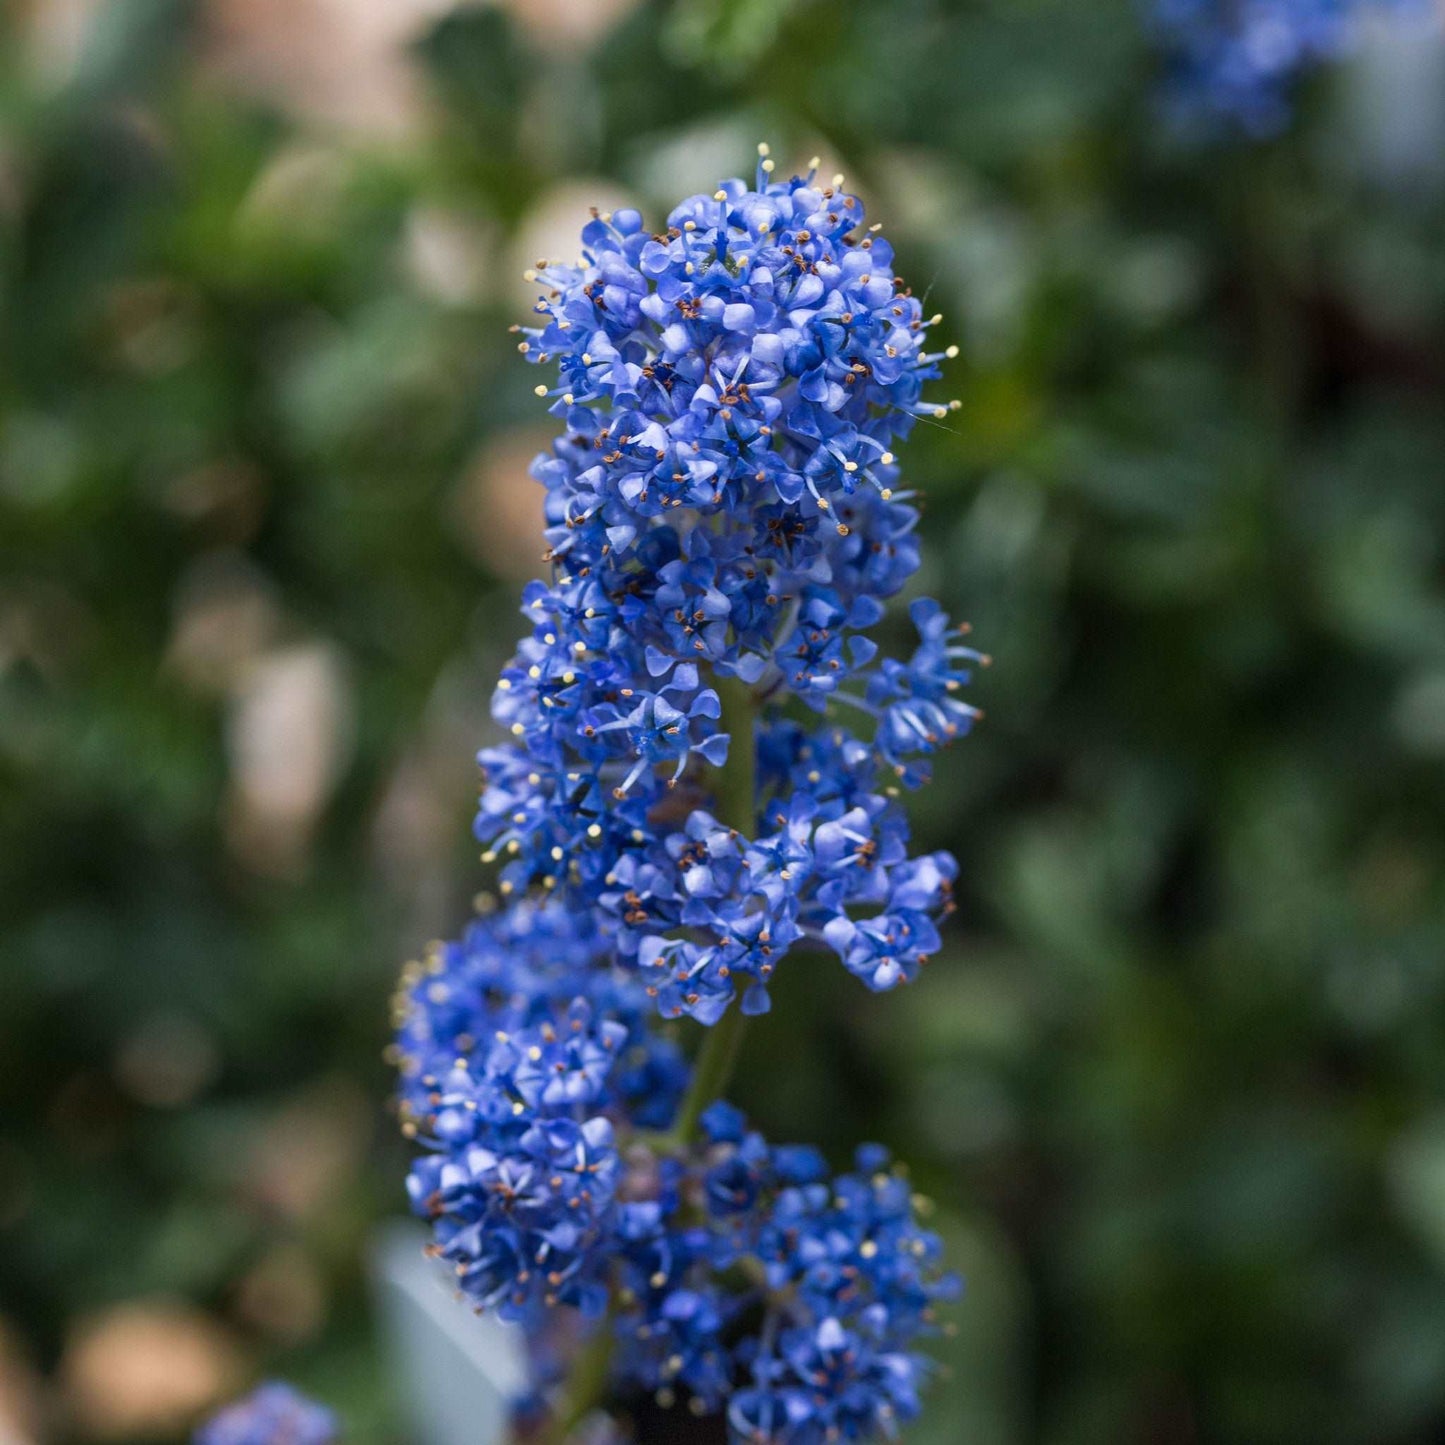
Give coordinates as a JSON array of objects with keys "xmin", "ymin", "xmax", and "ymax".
[
  {"xmin": 1153, "ymin": 0, "xmax": 1430, "ymax": 134},
  {"xmin": 195, "ymin": 1384, "xmax": 337, "ymax": 1445}
]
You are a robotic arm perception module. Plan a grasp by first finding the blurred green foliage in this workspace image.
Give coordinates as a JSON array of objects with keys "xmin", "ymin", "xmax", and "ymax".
[{"xmin": 2, "ymin": 2, "xmax": 1444, "ymax": 1443}]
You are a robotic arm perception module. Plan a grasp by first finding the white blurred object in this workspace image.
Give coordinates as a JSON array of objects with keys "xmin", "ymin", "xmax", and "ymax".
[
  {"xmin": 371, "ymin": 1221, "xmax": 527, "ymax": 1445},
  {"xmin": 225, "ymin": 642, "xmax": 355, "ymax": 875},
  {"xmin": 632, "ymin": 119, "xmax": 782, "ymax": 216},
  {"xmin": 1347, "ymin": 8, "xmax": 1445, "ymax": 191},
  {"xmin": 239, "ymin": 143, "xmax": 357, "ymax": 235},
  {"xmin": 405, "ymin": 206, "xmax": 499, "ymax": 308},
  {"xmin": 20, "ymin": 0, "xmax": 103, "ymax": 87}
]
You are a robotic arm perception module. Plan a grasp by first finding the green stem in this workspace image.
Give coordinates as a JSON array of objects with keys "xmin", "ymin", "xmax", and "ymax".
[
  {"xmin": 545, "ymin": 675, "xmax": 759, "ymax": 1439},
  {"xmin": 713, "ymin": 675, "xmax": 759, "ymax": 835},
  {"xmin": 665, "ymin": 996, "xmax": 749, "ymax": 1148}
]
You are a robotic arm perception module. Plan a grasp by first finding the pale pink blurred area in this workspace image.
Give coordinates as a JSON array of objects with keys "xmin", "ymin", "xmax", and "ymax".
[
  {"xmin": 15, "ymin": 0, "xmax": 105, "ymax": 87},
  {"xmin": 0, "ymin": 1318, "xmax": 45, "ymax": 1445},
  {"xmin": 200, "ymin": 0, "xmax": 449, "ymax": 141},
  {"xmin": 59, "ymin": 1301, "xmax": 243, "ymax": 1441},
  {"xmin": 198, "ymin": 0, "xmax": 642, "ymax": 142},
  {"xmin": 233, "ymin": 1242, "xmax": 328, "ymax": 1345},
  {"xmin": 449, "ymin": 425, "xmax": 552, "ymax": 580},
  {"xmin": 223, "ymin": 642, "xmax": 356, "ymax": 878},
  {"xmin": 242, "ymin": 1078, "xmax": 371, "ymax": 1223},
  {"xmin": 501, "ymin": 0, "xmax": 644, "ymax": 53}
]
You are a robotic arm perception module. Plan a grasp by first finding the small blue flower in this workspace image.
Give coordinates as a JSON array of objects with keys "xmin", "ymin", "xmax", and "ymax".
[{"xmin": 195, "ymin": 1384, "xmax": 337, "ymax": 1445}]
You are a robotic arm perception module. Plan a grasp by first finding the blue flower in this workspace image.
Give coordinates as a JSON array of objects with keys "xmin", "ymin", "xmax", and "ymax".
[
  {"xmin": 195, "ymin": 1384, "xmax": 337, "ymax": 1445},
  {"xmin": 1151, "ymin": 0, "xmax": 1431, "ymax": 134}
]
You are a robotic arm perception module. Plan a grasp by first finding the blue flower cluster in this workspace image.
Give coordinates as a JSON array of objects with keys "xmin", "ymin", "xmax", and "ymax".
[
  {"xmin": 396, "ymin": 900, "xmax": 687, "ymax": 1320},
  {"xmin": 480, "ymin": 152, "xmax": 983, "ymax": 1026},
  {"xmin": 195, "ymin": 1384, "xmax": 337, "ymax": 1445},
  {"xmin": 1152, "ymin": 0, "xmax": 1427, "ymax": 134},
  {"xmin": 392, "ymin": 155, "xmax": 976, "ymax": 1445},
  {"xmin": 394, "ymin": 909, "xmax": 957, "ymax": 1438}
]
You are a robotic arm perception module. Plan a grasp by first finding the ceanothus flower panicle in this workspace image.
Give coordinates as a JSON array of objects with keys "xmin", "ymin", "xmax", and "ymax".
[
  {"xmin": 478, "ymin": 148, "xmax": 985, "ymax": 1027},
  {"xmin": 389, "ymin": 152, "xmax": 976, "ymax": 1445}
]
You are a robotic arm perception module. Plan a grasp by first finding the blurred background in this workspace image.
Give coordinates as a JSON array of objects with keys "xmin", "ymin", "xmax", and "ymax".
[{"xmin": 3, "ymin": 1, "xmax": 1445, "ymax": 1442}]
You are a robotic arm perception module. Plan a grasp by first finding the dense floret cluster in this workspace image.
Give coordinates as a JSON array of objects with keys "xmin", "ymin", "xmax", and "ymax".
[
  {"xmin": 395, "ymin": 901, "xmax": 688, "ymax": 1321},
  {"xmin": 1152, "ymin": 0, "xmax": 1427, "ymax": 133},
  {"xmin": 394, "ymin": 910, "xmax": 957, "ymax": 1440},
  {"xmin": 196, "ymin": 1384, "xmax": 337, "ymax": 1445},
  {"xmin": 479, "ymin": 152, "xmax": 983, "ymax": 1026}
]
